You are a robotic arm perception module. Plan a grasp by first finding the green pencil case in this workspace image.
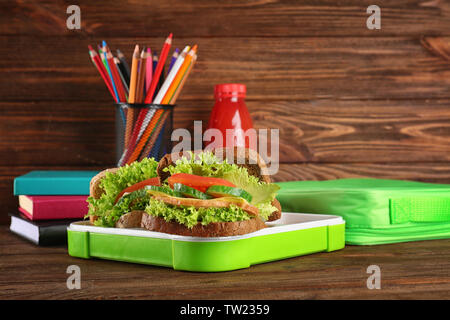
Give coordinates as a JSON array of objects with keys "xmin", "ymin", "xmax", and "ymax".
[
  {"xmin": 276, "ymin": 178, "xmax": 450, "ymax": 245},
  {"xmin": 67, "ymin": 212, "xmax": 345, "ymax": 272}
]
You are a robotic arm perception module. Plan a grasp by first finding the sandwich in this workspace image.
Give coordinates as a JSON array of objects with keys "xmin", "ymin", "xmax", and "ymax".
[{"xmin": 87, "ymin": 147, "xmax": 281, "ymax": 237}]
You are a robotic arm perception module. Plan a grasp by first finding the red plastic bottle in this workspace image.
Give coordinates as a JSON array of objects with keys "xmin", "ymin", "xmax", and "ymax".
[{"xmin": 206, "ymin": 83, "xmax": 255, "ymax": 149}]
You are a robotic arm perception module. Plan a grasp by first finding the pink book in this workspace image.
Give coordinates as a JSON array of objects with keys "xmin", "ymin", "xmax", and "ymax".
[{"xmin": 18, "ymin": 195, "xmax": 89, "ymax": 220}]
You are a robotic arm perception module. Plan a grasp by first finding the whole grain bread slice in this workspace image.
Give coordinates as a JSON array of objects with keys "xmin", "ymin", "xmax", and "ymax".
[
  {"xmin": 89, "ymin": 168, "xmax": 119, "ymax": 200},
  {"xmin": 141, "ymin": 213, "xmax": 266, "ymax": 237},
  {"xmin": 88, "ymin": 168, "xmax": 110, "ymax": 224},
  {"xmin": 88, "ymin": 167, "xmax": 136, "ymax": 227}
]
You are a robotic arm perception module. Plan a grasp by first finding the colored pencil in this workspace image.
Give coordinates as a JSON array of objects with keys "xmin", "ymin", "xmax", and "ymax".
[
  {"xmin": 115, "ymin": 53, "xmax": 130, "ymax": 86},
  {"xmin": 137, "ymin": 109, "xmax": 156, "ymax": 142},
  {"xmin": 134, "ymin": 51, "xmax": 158, "ymax": 142},
  {"xmin": 94, "ymin": 45, "xmax": 126, "ymax": 122},
  {"xmin": 145, "ymin": 47, "xmax": 153, "ymax": 93},
  {"xmin": 127, "ymin": 45, "xmax": 140, "ymax": 103},
  {"xmin": 158, "ymin": 65, "xmax": 165, "ymax": 93},
  {"xmin": 124, "ymin": 44, "xmax": 140, "ymax": 149},
  {"xmin": 114, "ymin": 57, "xmax": 129, "ymax": 94},
  {"xmin": 135, "ymin": 47, "xmax": 149, "ymax": 103},
  {"xmin": 104, "ymin": 43, "xmax": 128, "ymax": 124},
  {"xmin": 104, "ymin": 43, "xmax": 126, "ymax": 103},
  {"xmin": 149, "ymin": 122, "xmax": 167, "ymax": 159},
  {"xmin": 170, "ymin": 52, "xmax": 197, "ymax": 104},
  {"xmin": 102, "ymin": 42, "xmax": 120, "ymax": 103},
  {"xmin": 153, "ymin": 46, "xmax": 189, "ymax": 104},
  {"xmin": 98, "ymin": 45, "xmax": 108, "ymax": 70},
  {"xmin": 152, "ymin": 52, "xmax": 159, "ymax": 94},
  {"xmin": 162, "ymin": 45, "xmax": 197, "ymax": 104},
  {"xmin": 144, "ymin": 34, "xmax": 173, "ymax": 103},
  {"xmin": 88, "ymin": 45, "xmax": 115, "ymax": 100},
  {"xmin": 116, "ymin": 49, "xmax": 131, "ymax": 79},
  {"xmin": 136, "ymin": 45, "xmax": 175, "ymax": 144},
  {"xmin": 126, "ymin": 108, "xmax": 167, "ymax": 164},
  {"xmin": 168, "ymin": 48, "xmax": 180, "ymax": 73},
  {"xmin": 152, "ymin": 52, "xmax": 158, "ymax": 76},
  {"xmin": 138, "ymin": 111, "xmax": 169, "ymax": 161}
]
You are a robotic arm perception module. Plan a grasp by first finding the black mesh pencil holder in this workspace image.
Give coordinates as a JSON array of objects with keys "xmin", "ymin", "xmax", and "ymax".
[{"xmin": 115, "ymin": 103, "xmax": 174, "ymax": 165}]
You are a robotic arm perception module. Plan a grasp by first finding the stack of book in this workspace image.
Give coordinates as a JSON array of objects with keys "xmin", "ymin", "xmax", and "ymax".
[{"xmin": 11, "ymin": 170, "xmax": 99, "ymax": 246}]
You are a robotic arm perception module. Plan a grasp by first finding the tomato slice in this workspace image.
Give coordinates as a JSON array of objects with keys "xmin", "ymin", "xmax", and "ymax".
[
  {"xmin": 114, "ymin": 177, "xmax": 160, "ymax": 204},
  {"xmin": 167, "ymin": 173, "xmax": 235, "ymax": 193}
]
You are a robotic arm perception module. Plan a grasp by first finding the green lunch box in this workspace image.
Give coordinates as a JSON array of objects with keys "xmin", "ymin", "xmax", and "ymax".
[
  {"xmin": 67, "ymin": 212, "xmax": 345, "ymax": 272},
  {"xmin": 276, "ymin": 178, "xmax": 450, "ymax": 245}
]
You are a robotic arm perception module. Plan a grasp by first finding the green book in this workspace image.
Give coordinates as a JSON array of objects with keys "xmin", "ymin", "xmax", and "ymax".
[{"xmin": 14, "ymin": 171, "xmax": 99, "ymax": 196}]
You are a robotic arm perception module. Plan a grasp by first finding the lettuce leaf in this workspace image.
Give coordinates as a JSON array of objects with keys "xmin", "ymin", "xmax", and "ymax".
[
  {"xmin": 222, "ymin": 167, "xmax": 279, "ymax": 205},
  {"xmin": 86, "ymin": 158, "xmax": 158, "ymax": 227},
  {"xmin": 100, "ymin": 158, "xmax": 159, "ymax": 197},
  {"xmin": 255, "ymin": 202, "xmax": 279, "ymax": 221},
  {"xmin": 164, "ymin": 151, "xmax": 235, "ymax": 178},
  {"xmin": 145, "ymin": 198, "xmax": 251, "ymax": 228},
  {"xmin": 95, "ymin": 190, "xmax": 151, "ymax": 227},
  {"xmin": 221, "ymin": 167, "xmax": 280, "ymax": 220},
  {"xmin": 165, "ymin": 151, "xmax": 280, "ymax": 221}
]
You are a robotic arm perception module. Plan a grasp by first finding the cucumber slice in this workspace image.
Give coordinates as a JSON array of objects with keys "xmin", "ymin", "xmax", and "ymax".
[
  {"xmin": 115, "ymin": 188, "xmax": 148, "ymax": 207},
  {"xmin": 172, "ymin": 183, "xmax": 212, "ymax": 200},
  {"xmin": 145, "ymin": 185, "xmax": 183, "ymax": 197},
  {"xmin": 206, "ymin": 185, "xmax": 253, "ymax": 203}
]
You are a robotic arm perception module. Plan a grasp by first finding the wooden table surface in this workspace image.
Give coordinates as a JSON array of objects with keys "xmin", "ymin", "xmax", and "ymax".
[{"xmin": 1, "ymin": 226, "xmax": 449, "ymax": 300}]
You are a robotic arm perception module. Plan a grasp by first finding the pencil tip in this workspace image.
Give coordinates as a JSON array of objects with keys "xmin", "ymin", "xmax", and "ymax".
[
  {"xmin": 166, "ymin": 33, "xmax": 173, "ymax": 44},
  {"xmin": 88, "ymin": 44, "xmax": 93, "ymax": 51}
]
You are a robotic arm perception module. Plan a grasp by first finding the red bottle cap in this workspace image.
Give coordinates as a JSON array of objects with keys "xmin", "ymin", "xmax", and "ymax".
[{"xmin": 214, "ymin": 83, "xmax": 246, "ymax": 98}]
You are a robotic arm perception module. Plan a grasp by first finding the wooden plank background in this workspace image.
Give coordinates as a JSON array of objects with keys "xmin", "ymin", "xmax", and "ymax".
[{"xmin": 0, "ymin": 0, "xmax": 449, "ymax": 224}]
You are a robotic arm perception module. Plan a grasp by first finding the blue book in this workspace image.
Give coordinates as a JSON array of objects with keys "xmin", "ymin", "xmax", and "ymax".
[{"xmin": 14, "ymin": 171, "xmax": 99, "ymax": 196}]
